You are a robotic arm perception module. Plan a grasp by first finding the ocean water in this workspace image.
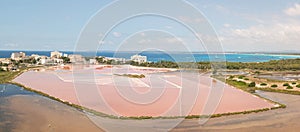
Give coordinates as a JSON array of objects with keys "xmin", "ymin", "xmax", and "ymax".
[{"xmin": 0, "ymin": 50, "xmax": 300, "ymax": 62}]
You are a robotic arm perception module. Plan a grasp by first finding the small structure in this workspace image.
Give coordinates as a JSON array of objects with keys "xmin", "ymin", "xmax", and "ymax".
[
  {"xmin": 11, "ymin": 52, "xmax": 26, "ymax": 60},
  {"xmin": 50, "ymin": 51, "xmax": 63, "ymax": 58},
  {"xmin": 39, "ymin": 58, "xmax": 52, "ymax": 65},
  {"xmin": 131, "ymin": 54, "xmax": 147, "ymax": 64},
  {"xmin": 0, "ymin": 58, "xmax": 11, "ymax": 65},
  {"xmin": 30, "ymin": 54, "xmax": 41, "ymax": 60},
  {"xmin": 104, "ymin": 57, "xmax": 126, "ymax": 64},
  {"xmin": 89, "ymin": 59, "xmax": 97, "ymax": 65},
  {"xmin": 68, "ymin": 54, "xmax": 85, "ymax": 64}
]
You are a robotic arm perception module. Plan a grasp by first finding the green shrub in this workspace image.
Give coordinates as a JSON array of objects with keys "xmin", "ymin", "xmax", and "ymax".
[
  {"xmin": 260, "ymin": 83, "xmax": 267, "ymax": 86},
  {"xmin": 248, "ymin": 82, "xmax": 256, "ymax": 87},
  {"xmin": 286, "ymin": 86, "xmax": 293, "ymax": 89},
  {"xmin": 229, "ymin": 75, "xmax": 234, "ymax": 79},
  {"xmin": 292, "ymin": 82, "xmax": 297, "ymax": 85},
  {"xmin": 271, "ymin": 84, "xmax": 278, "ymax": 88},
  {"xmin": 237, "ymin": 81, "xmax": 247, "ymax": 85},
  {"xmin": 283, "ymin": 83, "xmax": 290, "ymax": 86},
  {"xmin": 238, "ymin": 76, "xmax": 245, "ymax": 79},
  {"xmin": 244, "ymin": 78, "xmax": 249, "ymax": 80},
  {"xmin": 296, "ymin": 84, "xmax": 300, "ymax": 88}
]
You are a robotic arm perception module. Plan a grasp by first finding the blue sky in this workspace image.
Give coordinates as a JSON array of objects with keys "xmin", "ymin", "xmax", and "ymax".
[{"xmin": 1, "ymin": 0, "xmax": 300, "ymax": 52}]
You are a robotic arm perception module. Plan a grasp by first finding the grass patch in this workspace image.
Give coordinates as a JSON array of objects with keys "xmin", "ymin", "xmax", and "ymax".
[
  {"xmin": 271, "ymin": 84, "xmax": 278, "ymax": 88},
  {"xmin": 286, "ymin": 86, "xmax": 293, "ymax": 89},
  {"xmin": 260, "ymin": 83, "xmax": 267, "ymax": 86},
  {"xmin": 0, "ymin": 71, "xmax": 21, "ymax": 84},
  {"xmin": 114, "ymin": 74, "xmax": 145, "ymax": 78},
  {"xmin": 248, "ymin": 82, "xmax": 256, "ymax": 87},
  {"xmin": 238, "ymin": 75, "xmax": 245, "ymax": 79},
  {"xmin": 283, "ymin": 83, "xmax": 290, "ymax": 86}
]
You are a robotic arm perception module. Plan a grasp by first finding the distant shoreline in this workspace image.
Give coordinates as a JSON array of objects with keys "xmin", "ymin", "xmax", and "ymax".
[{"xmin": 1, "ymin": 50, "xmax": 300, "ymax": 63}]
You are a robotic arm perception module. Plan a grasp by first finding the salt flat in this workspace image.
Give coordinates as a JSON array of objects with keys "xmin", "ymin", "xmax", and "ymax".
[{"xmin": 13, "ymin": 65, "xmax": 274, "ymax": 117}]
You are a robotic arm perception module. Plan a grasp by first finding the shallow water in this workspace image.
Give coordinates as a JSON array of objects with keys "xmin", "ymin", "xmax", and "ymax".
[{"xmin": 0, "ymin": 84, "xmax": 37, "ymax": 98}]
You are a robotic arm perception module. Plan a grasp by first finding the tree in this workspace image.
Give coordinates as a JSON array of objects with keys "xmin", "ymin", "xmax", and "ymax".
[
  {"xmin": 60, "ymin": 57, "xmax": 71, "ymax": 64},
  {"xmin": 248, "ymin": 82, "xmax": 256, "ymax": 87}
]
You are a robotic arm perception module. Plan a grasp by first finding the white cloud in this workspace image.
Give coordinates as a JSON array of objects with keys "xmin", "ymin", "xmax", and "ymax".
[
  {"xmin": 220, "ymin": 22, "xmax": 300, "ymax": 51},
  {"xmin": 112, "ymin": 32, "xmax": 122, "ymax": 37},
  {"xmin": 284, "ymin": 3, "xmax": 300, "ymax": 16},
  {"xmin": 4, "ymin": 43, "xmax": 18, "ymax": 48},
  {"xmin": 98, "ymin": 40, "xmax": 105, "ymax": 44},
  {"xmin": 165, "ymin": 26, "xmax": 173, "ymax": 29},
  {"xmin": 140, "ymin": 32, "xmax": 146, "ymax": 37},
  {"xmin": 138, "ymin": 39, "xmax": 151, "ymax": 44},
  {"xmin": 166, "ymin": 37, "xmax": 183, "ymax": 43},
  {"xmin": 223, "ymin": 23, "xmax": 231, "ymax": 28},
  {"xmin": 178, "ymin": 16, "xmax": 203, "ymax": 24}
]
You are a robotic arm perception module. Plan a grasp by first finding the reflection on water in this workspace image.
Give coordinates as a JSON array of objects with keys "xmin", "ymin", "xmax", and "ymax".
[
  {"xmin": 0, "ymin": 84, "xmax": 37, "ymax": 132},
  {"xmin": 0, "ymin": 84, "xmax": 37, "ymax": 97}
]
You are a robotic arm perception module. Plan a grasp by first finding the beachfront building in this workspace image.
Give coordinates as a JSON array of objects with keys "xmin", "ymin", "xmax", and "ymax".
[
  {"xmin": 63, "ymin": 53, "xmax": 68, "ymax": 57},
  {"xmin": 0, "ymin": 58, "xmax": 11, "ymax": 65},
  {"xmin": 39, "ymin": 57, "xmax": 52, "ymax": 65},
  {"xmin": 50, "ymin": 51, "xmax": 63, "ymax": 58},
  {"xmin": 131, "ymin": 54, "xmax": 147, "ymax": 64},
  {"xmin": 89, "ymin": 59, "xmax": 97, "ymax": 65},
  {"xmin": 53, "ymin": 58, "xmax": 64, "ymax": 64},
  {"xmin": 30, "ymin": 54, "xmax": 41, "ymax": 60},
  {"xmin": 11, "ymin": 52, "xmax": 26, "ymax": 60},
  {"xmin": 68, "ymin": 54, "xmax": 85, "ymax": 64},
  {"xmin": 104, "ymin": 57, "xmax": 126, "ymax": 64}
]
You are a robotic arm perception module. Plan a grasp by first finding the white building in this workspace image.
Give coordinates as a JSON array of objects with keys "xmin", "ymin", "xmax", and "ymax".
[
  {"xmin": 50, "ymin": 51, "xmax": 63, "ymax": 58},
  {"xmin": 39, "ymin": 58, "xmax": 52, "ymax": 65},
  {"xmin": 68, "ymin": 54, "xmax": 85, "ymax": 63},
  {"xmin": 53, "ymin": 58, "xmax": 64, "ymax": 64},
  {"xmin": 89, "ymin": 59, "xmax": 97, "ymax": 65},
  {"xmin": 30, "ymin": 54, "xmax": 41, "ymax": 60},
  {"xmin": 0, "ymin": 58, "xmax": 11, "ymax": 65},
  {"xmin": 130, "ymin": 54, "xmax": 147, "ymax": 64},
  {"xmin": 104, "ymin": 57, "xmax": 126, "ymax": 63},
  {"xmin": 63, "ymin": 53, "xmax": 68, "ymax": 57},
  {"xmin": 11, "ymin": 52, "xmax": 26, "ymax": 60}
]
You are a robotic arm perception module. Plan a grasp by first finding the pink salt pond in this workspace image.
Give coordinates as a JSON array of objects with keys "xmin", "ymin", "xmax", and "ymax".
[{"xmin": 13, "ymin": 65, "xmax": 275, "ymax": 117}]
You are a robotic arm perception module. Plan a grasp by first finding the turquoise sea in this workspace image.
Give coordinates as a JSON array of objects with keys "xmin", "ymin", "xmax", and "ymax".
[{"xmin": 0, "ymin": 50, "xmax": 300, "ymax": 62}]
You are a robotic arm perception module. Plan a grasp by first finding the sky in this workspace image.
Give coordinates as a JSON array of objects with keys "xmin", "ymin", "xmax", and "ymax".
[{"xmin": 0, "ymin": 0, "xmax": 300, "ymax": 52}]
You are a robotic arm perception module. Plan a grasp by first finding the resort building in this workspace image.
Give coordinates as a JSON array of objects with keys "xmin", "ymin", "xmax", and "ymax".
[
  {"xmin": 89, "ymin": 59, "xmax": 97, "ymax": 65},
  {"xmin": 50, "ymin": 51, "xmax": 63, "ymax": 58},
  {"xmin": 68, "ymin": 54, "xmax": 85, "ymax": 64},
  {"xmin": 0, "ymin": 58, "xmax": 11, "ymax": 65},
  {"xmin": 104, "ymin": 57, "xmax": 126, "ymax": 64},
  {"xmin": 11, "ymin": 52, "xmax": 26, "ymax": 60},
  {"xmin": 39, "ymin": 58, "xmax": 52, "ymax": 65},
  {"xmin": 30, "ymin": 54, "xmax": 41, "ymax": 60},
  {"xmin": 131, "ymin": 54, "xmax": 147, "ymax": 64}
]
